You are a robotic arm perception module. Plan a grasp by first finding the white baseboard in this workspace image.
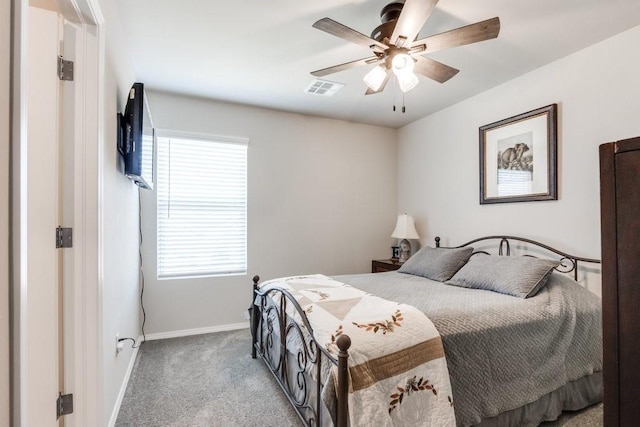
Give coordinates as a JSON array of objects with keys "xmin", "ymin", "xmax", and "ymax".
[
  {"xmin": 107, "ymin": 338, "xmax": 142, "ymax": 427},
  {"xmin": 143, "ymin": 322, "xmax": 249, "ymax": 341}
]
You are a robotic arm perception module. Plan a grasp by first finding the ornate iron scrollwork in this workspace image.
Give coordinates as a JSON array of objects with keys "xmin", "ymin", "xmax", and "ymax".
[
  {"xmin": 555, "ymin": 257, "xmax": 576, "ymax": 274},
  {"xmin": 253, "ymin": 285, "xmax": 339, "ymax": 427},
  {"xmin": 498, "ymin": 238, "xmax": 511, "ymax": 256},
  {"xmin": 437, "ymin": 235, "xmax": 600, "ymax": 281}
]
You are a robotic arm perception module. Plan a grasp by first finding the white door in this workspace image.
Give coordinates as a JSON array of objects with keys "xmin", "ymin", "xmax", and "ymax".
[
  {"xmin": 59, "ymin": 17, "xmax": 81, "ymax": 427},
  {"xmin": 25, "ymin": 5, "xmax": 72, "ymax": 426},
  {"xmin": 15, "ymin": 0, "xmax": 102, "ymax": 425}
]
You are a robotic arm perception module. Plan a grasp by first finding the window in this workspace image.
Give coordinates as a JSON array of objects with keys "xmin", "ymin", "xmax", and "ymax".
[{"xmin": 156, "ymin": 133, "xmax": 248, "ymax": 279}]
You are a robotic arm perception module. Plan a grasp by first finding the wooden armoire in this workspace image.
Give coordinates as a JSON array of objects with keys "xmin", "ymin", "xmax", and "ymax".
[{"xmin": 599, "ymin": 136, "xmax": 640, "ymax": 426}]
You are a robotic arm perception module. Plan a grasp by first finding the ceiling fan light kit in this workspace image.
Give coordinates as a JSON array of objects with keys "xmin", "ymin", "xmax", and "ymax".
[
  {"xmin": 391, "ymin": 52, "xmax": 414, "ymax": 74},
  {"xmin": 363, "ymin": 65, "xmax": 388, "ymax": 91},
  {"xmin": 311, "ymin": 0, "xmax": 500, "ymax": 100},
  {"xmin": 397, "ymin": 71, "xmax": 419, "ymax": 93},
  {"xmin": 390, "ymin": 52, "xmax": 419, "ymax": 93}
]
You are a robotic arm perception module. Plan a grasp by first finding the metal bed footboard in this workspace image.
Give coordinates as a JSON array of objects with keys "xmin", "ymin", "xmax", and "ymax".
[{"xmin": 250, "ymin": 275, "xmax": 350, "ymax": 427}]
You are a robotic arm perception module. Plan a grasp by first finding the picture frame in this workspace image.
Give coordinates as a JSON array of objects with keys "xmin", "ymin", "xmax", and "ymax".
[{"xmin": 479, "ymin": 104, "xmax": 558, "ymax": 204}]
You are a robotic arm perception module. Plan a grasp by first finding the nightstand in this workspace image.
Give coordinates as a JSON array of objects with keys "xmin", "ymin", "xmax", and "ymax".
[{"xmin": 371, "ymin": 259, "xmax": 403, "ymax": 273}]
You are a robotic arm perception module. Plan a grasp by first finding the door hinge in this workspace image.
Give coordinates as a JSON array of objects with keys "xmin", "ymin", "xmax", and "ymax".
[
  {"xmin": 56, "ymin": 226, "xmax": 73, "ymax": 248},
  {"xmin": 57, "ymin": 56, "xmax": 74, "ymax": 81},
  {"xmin": 56, "ymin": 393, "xmax": 73, "ymax": 419}
]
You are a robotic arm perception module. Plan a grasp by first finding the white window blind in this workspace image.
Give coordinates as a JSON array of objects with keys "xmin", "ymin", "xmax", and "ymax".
[{"xmin": 157, "ymin": 134, "xmax": 247, "ymax": 279}]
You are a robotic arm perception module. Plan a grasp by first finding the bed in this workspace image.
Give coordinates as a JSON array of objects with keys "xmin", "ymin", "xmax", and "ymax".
[{"xmin": 250, "ymin": 236, "xmax": 602, "ymax": 426}]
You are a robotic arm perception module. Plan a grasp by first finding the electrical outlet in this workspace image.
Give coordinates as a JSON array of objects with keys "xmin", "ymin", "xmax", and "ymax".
[{"xmin": 116, "ymin": 332, "xmax": 121, "ymax": 355}]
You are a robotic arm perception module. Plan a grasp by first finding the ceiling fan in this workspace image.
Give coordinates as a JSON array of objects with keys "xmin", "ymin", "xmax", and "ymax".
[{"xmin": 311, "ymin": 0, "xmax": 500, "ymax": 95}]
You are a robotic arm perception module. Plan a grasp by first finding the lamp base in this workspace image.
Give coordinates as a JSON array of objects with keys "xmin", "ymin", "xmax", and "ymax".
[{"xmin": 398, "ymin": 238, "xmax": 411, "ymax": 263}]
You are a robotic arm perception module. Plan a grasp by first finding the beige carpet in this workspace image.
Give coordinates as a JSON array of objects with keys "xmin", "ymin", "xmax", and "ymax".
[{"xmin": 116, "ymin": 329, "xmax": 602, "ymax": 426}]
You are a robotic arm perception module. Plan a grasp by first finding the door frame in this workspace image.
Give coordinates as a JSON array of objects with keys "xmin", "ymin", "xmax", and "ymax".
[
  {"xmin": 11, "ymin": 0, "xmax": 104, "ymax": 425},
  {"xmin": 1, "ymin": 0, "xmax": 11, "ymax": 425}
]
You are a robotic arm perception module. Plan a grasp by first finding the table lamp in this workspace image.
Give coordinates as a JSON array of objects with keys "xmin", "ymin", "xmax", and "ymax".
[{"xmin": 391, "ymin": 213, "xmax": 420, "ymax": 263}]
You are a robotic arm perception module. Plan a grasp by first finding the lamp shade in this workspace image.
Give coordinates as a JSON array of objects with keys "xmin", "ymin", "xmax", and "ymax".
[
  {"xmin": 363, "ymin": 65, "xmax": 387, "ymax": 91},
  {"xmin": 391, "ymin": 214, "xmax": 420, "ymax": 239},
  {"xmin": 396, "ymin": 72, "xmax": 419, "ymax": 93}
]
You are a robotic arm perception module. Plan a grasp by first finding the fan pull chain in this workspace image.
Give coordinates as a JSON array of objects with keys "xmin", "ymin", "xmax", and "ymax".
[
  {"xmin": 392, "ymin": 76, "xmax": 397, "ymax": 112},
  {"xmin": 390, "ymin": 76, "xmax": 407, "ymax": 113}
]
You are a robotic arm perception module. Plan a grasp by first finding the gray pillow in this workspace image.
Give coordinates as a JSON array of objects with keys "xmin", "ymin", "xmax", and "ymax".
[
  {"xmin": 445, "ymin": 254, "xmax": 560, "ymax": 298},
  {"xmin": 398, "ymin": 246, "xmax": 474, "ymax": 282}
]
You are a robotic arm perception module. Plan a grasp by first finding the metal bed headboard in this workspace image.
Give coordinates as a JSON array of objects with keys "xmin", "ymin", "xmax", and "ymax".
[{"xmin": 435, "ymin": 235, "xmax": 601, "ymax": 281}]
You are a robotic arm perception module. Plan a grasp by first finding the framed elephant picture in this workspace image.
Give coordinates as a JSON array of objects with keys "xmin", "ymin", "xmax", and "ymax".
[{"xmin": 479, "ymin": 104, "xmax": 558, "ymax": 204}]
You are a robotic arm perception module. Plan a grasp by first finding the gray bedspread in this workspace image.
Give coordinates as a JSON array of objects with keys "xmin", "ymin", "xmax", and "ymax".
[{"xmin": 333, "ymin": 271, "xmax": 602, "ymax": 427}]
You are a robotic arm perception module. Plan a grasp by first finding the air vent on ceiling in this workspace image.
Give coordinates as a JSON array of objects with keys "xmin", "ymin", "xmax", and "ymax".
[{"xmin": 305, "ymin": 79, "xmax": 344, "ymax": 97}]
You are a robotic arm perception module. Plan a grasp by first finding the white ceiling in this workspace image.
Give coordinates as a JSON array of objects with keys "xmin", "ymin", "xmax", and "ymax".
[{"xmin": 116, "ymin": 0, "xmax": 640, "ymax": 128}]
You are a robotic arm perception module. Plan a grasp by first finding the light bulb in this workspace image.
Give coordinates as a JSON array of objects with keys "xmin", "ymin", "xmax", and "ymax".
[
  {"xmin": 363, "ymin": 66, "xmax": 387, "ymax": 91},
  {"xmin": 391, "ymin": 53, "xmax": 415, "ymax": 76}
]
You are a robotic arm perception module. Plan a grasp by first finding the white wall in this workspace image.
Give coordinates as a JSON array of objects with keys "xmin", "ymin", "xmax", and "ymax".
[
  {"xmin": 398, "ymin": 24, "xmax": 640, "ymax": 296},
  {"xmin": 1, "ymin": 0, "xmax": 11, "ymax": 423},
  {"xmin": 141, "ymin": 91, "xmax": 398, "ymax": 334},
  {"xmin": 97, "ymin": 0, "xmax": 141, "ymax": 424}
]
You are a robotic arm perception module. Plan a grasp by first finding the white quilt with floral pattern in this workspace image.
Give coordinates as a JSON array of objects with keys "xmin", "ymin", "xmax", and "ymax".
[{"xmin": 259, "ymin": 274, "xmax": 456, "ymax": 427}]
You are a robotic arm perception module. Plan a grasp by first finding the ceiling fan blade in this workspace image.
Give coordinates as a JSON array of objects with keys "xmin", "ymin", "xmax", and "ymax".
[
  {"xmin": 413, "ymin": 56, "xmax": 459, "ymax": 83},
  {"xmin": 311, "ymin": 56, "xmax": 382, "ymax": 77},
  {"xmin": 390, "ymin": 0, "xmax": 439, "ymax": 47},
  {"xmin": 365, "ymin": 70, "xmax": 392, "ymax": 95},
  {"xmin": 413, "ymin": 17, "xmax": 500, "ymax": 54},
  {"xmin": 313, "ymin": 18, "xmax": 388, "ymax": 51}
]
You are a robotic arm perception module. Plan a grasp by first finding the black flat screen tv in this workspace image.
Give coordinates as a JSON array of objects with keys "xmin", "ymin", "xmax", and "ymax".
[{"xmin": 118, "ymin": 82, "xmax": 154, "ymax": 190}]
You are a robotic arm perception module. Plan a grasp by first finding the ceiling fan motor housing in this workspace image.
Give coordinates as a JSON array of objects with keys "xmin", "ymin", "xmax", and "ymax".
[
  {"xmin": 371, "ymin": 2, "xmax": 405, "ymax": 42},
  {"xmin": 380, "ymin": 2, "xmax": 404, "ymax": 23}
]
